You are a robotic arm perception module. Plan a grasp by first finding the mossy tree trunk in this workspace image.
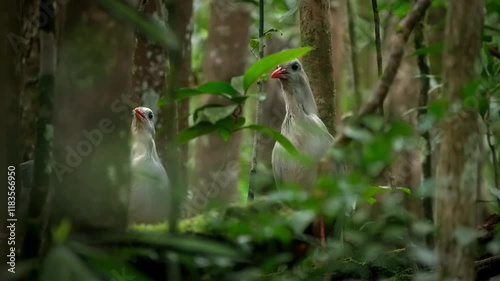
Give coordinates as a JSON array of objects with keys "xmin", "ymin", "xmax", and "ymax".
[
  {"xmin": 299, "ymin": 0, "xmax": 336, "ymax": 134},
  {"xmin": 434, "ymin": 0, "xmax": 484, "ymax": 279},
  {"xmin": 0, "ymin": 0, "xmax": 22, "ymax": 266},
  {"xmin": 330, "ymin": 0, "xmax": 346, "ymax": 126},
  {"xmin": 189, "ymin": 0, "xmax": 251, "ymax": 214},
  {"xmin": 51, "ymin": 1, "xmax": 137, "ymax": 234},
  {"xmin": 22, "ymin": 0, "xmax": 57, "ymax": 259}
]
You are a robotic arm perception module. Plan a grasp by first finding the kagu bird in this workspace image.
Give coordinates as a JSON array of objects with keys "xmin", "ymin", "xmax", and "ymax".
[
  {"xmin": 271, "ymin": 59, "xmax": 334, "ymax": 245},
  {"xmin": 129, "ymin": 106, "xmax": 170, "ymax": 225}
]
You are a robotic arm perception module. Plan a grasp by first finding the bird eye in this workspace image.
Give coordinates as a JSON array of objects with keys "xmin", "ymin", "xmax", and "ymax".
[
  {"xmin": 148, "ymin": 112, "xmax": 153, "ymax": 119},
  {"xmin": 291, "ymin": 63, "xmax": 299, "ymax": 71}
]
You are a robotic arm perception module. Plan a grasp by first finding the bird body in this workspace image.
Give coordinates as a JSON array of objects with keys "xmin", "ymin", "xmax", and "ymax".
[
  {"xmin": 270, "ymin": 59, "xmax": 333, "ymax": 245},
  {"xmin": 129, "ymin": 106, "xmax": 170, "ymax": 225},
  {"xmin": 271, "ymin": 59, "xmax": 333, "ymax": 191}
]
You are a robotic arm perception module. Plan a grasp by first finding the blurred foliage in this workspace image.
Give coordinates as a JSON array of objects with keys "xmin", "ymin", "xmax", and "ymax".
[{"xmin": 12, "ymin": 0, "xmax": 500, "ymax": 281}]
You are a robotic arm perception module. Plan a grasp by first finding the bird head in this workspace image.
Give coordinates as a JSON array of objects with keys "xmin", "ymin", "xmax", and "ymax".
[
  {"xmin": 131, "ymin": 106, "xmax": 156, "ymax": 140},
  {"xmin": 271, "ymin": 59, "xmax": 306, "ymax": 84},
  {"xmin": 270, "ymin": 59, "xmax": 317, "ymax": 114}
]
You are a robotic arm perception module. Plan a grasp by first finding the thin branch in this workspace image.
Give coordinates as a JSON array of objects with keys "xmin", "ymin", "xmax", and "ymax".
[
  {"xmin": 488, "ymin": 44, "xmax": 500, "ymax": 60},
  {"xmin": 485, "ymin": 112, "xmax": 500, "ymax": 206},
  {"xmin": 371, "ymin": 0, "xmax": 383, "ymax": 76},
  {"xmin": 164, "ymin": 0, "xmax": 183, "ymax": 279},
  {"xmin": 476, "ymin": 255, "xmax": 500, "ymax": 281},
  {"xmin": 248, "ymin": 0, "xmax": 265, "ymax": 201},
  {"xmin": 413, "ymin": 4, "xmax": 433, "ymax": 245},
  {"xmin": 346, "ymin": 0, "xmax": 362, "ymax": 110},
  {"xmin": 335, "ymin": 0, "xmax": 432, "ymax": 145}
]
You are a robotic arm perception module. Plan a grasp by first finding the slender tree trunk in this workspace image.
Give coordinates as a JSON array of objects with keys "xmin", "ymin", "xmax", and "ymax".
[
  {"xmin": 189, "ymin": 0, "xmax": 251, "ymax": 214},
  {"xmin": 330, "ymin": 0, "xmax": 346, "ymax": 127},
  {"xmin": 435, "ymin": 0, "xmax": 484, "ymax": 279},
  {"xmin": 257, "ymin": 36, "xmax": 288, "ymax": 194},
  {"xmin": 22, "ymin": 0, "xmax": 56, "ymax": 259},
  {"xmin": 382, "ymin": 16, "xmax": 423, "ymax": 219},
  {"xmin": 51, "ymin": 1, "xmax": 136, "ymax": 234},
  {"xmin": 0, "ymin": 0, "xmax": 22, "ymax": 267},
  {"xmin": 174, "ymin": 0, "xmax": 193, "ymax": 186},
  {"xmin": 299, "ymin": 0, "xmax": 336, "ymax": 134},
  {"xmin": 346, "ymin": 0, "xmax": 361, "ymax": 113}
]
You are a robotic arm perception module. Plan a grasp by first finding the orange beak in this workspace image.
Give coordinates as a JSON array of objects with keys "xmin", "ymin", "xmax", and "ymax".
[{"xmin": 271, "ymin": 66, "xmax": 287, "ymax": 79}]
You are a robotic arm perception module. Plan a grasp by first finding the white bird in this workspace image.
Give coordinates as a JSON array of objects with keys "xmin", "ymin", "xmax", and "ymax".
[
  {"xmin": 129, "ymin": 106, "xmax": 170, "ymax": 225},
  {"xmin": 270, "ymin": 59, "xmax": 334, "ymax": 244}
]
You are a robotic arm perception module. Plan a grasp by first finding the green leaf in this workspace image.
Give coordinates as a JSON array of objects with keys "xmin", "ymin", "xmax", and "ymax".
[
  {"xmin": 52, "ymin": 219, "xmax": 71, "ymax": 245},
  {"xmin": 195, "ymin": 104, "xmax": 239, "ymax": 124},
  {"xmin": 178, "ymin": 123, "xmax": 217, "ymax": 144},
  {"xmin": 249, "ymin": 38, "xmax": 259, "ymax": 49},
  {"xmin": 428, "ymin": 98, "xmax": 449, "ymax": 119},
  {"xmin": 409, "ymin": 42, "xmax": 443, "ymax": 57},
  {"xmin": 41, "ymin": 246, "xmax": 100, "ymax": 281},
  {"xmin": 242, "ymin": 47, "xmax": 313, "ymax": 92},
  {"xmin": 95, "ymin": 233, "xmax": 245, "ymax": 258},
  {"xmin": 263, "ymin": 28, "xmax": 283, "ymax": 38},
  {"xmin": 176, "ymin": 81, "xmax": 241, "ymax": 101},
  {"xmin": 97, "ymin": 0, "xmax": 179, "ymax": 50},
  {"xmin": 239, "ymin": 125, "xmax": 298, "ymax": 155},
  {"xmin": 70, "ymin": 243, "xmax": 153, "ymax": 281}
]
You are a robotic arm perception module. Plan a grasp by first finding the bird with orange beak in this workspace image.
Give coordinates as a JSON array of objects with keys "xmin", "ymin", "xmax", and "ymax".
[
  {"xmin": 270, "ymin": 59, "xmax": 334, "ymax": 245},
  {"xmin": 129, "ymin": 106, "xmax": 170, "ymax": 225}
]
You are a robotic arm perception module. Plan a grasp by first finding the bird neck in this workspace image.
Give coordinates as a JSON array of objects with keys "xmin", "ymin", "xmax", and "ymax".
[
  {"xmin": 132, "ymin": 133, "xmax": 161, "ymax": 163},
  {"xmin": 281, "ymin": 78, "xmax": 318, "ymax": 118}
]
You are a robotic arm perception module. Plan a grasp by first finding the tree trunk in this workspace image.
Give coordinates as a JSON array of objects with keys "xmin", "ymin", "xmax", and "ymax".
[
  {"xmin": 22, "ymin": 0, "xmax": 56, "ymax": 259},
  {"xmin": 330, "ymin": 0, "xmax": 346, "ymax": 127},
  {"xmin": 51, "ymin": 1, "xmax": 136, "ymax": 234},
  {"xmin": 189, "ymin": 0, "xmax": 251, "ymax": 214},
  {"xmin": 0, "ymin": 0, "xmax": 22, "ymax": 267},
  {"xmin": 19, "ymin": 0, "xmax": 41, "ymax": 163},
  {"xmin": 435, "ymin": 0, "xmax": 484, "ymax": 279},
  {"xmin": 132, "ymin": 0, "xmax": 165, "ymax": 109},
  {"xmin": 256, "ymin": 36, "xmax": 288, "ymax": 195},
  {"xmin": 382, "ymin": 16, "xmax": 423, "ymax": 220},
  {"xmin": 173, "ymin": 0, "xmax": 193, "ymax": 186},
  {"xmin": 299, "ymin": 0, "xmax": 336, "ymax": 134}
]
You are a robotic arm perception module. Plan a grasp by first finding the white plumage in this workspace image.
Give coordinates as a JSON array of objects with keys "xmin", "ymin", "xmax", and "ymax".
[
  {"xmin": 271, "ymin": 59, "xmax": 334, "ymax": 191},
  {"xmin": 129, "ymin": 106, "xmax": 170, "ymax": 224}
]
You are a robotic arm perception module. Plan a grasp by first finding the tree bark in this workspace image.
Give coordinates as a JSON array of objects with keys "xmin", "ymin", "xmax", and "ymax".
[
  {"xmin": 51, "ymin": 1, "xmax": 136, "ymax": 234},
  {"xmin": 132, "ymin": 0, "xmax": 165, "ymax": 109},
  {"xmin": 382, "ymin": 16, "xmax": 424, "ymax": 220},
  {"xmin": 189, "ymin": 0, "xmax": 250, "ymax": 214},
  {"xmin": 0, "ymin": 0, "xmax": 22, "ymax": 267},
  {"xmin": 434, "ymin": 0, "xmax": 484, "ymax": 279},
  {"xmin": 22, "ymin": 0, "xmax": 56, "ymax": 259},
  {"xmin": 173, "ymin": 0, "xmax": 193, "ymax": 186},
  {"xmin": 299, "ymin": 0, "xmax": 336, "ymax": 134},
  {"xmin": 330, "ymin": 0, "xmax": 346, "ymax": 127},
  {"xmin": 256, "ymin": 36, "xmax": 288, "ymax": 195}
]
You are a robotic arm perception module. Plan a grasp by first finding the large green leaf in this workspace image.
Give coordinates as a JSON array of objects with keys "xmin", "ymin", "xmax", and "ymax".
[
  {"xmin": 193, "ymin": 104, "xmax": 239, "ymax": 125},
  {"xmin": 242, "ymin": 47, "xmax": 313, "ymax": 92},
  {"xmin": 97, "ymin": 0, "xmax": 178, "ymax": 50},
  {"xmin": 239, "ymin": 125, "xmax": 299, "ymax": 156},
  {"xmin": 91, "ymin": 233, "xmax": 245, "ymax": 258},
  {"xmin": 70, "ymin": 242, "xmax": 153, "ymax": 281},
  {"xmin": 176, "ymin": 81, "xmax": 241, "ymax": 101},
  {"xmin": 177, "ymin": 122, "xmax": 217, "ymax": 144},
  {"xmin": 40, "ymin": 246, "xmax": 100, "ymax": 281}
]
